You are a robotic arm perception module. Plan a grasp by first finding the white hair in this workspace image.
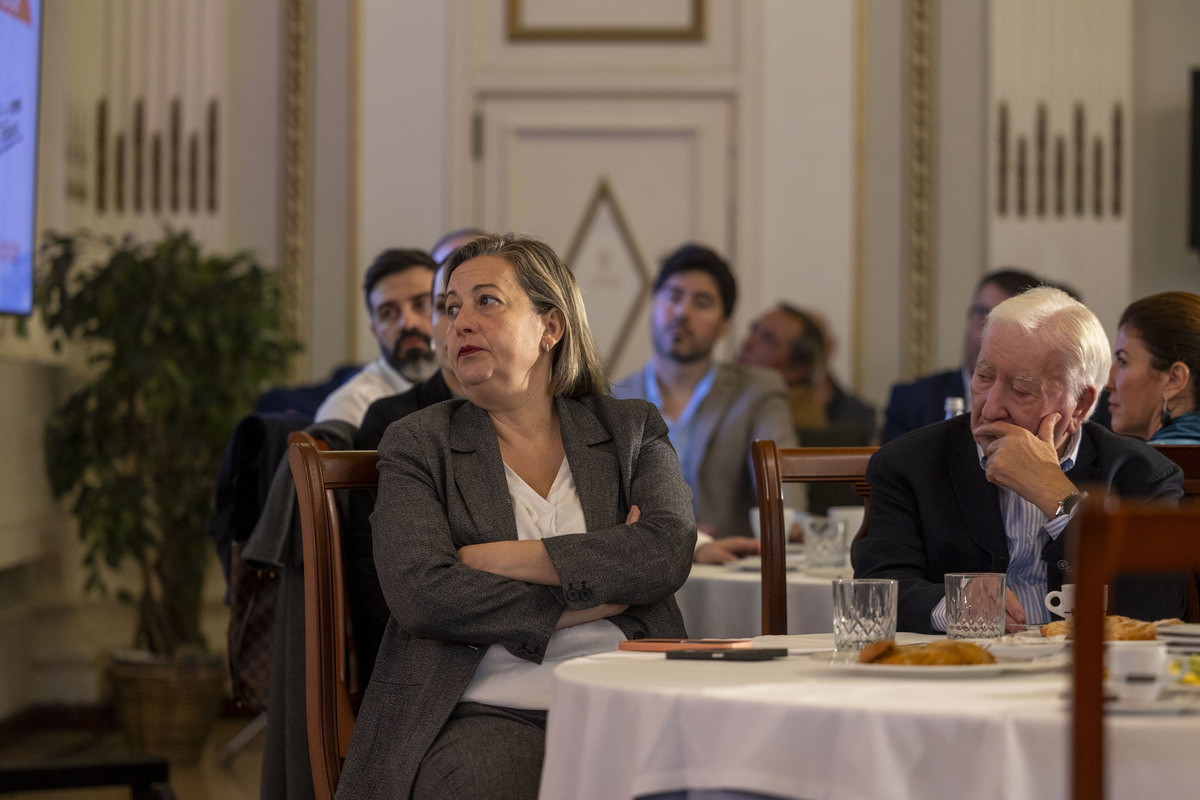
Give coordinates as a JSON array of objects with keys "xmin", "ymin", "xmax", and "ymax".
[{"xmin": 984, "ymin": 286, "xmax": 1110, "ymax": 419}]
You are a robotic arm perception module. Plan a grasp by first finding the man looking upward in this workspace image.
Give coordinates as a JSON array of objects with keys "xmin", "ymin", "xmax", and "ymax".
[{"xmin": 613, "ymin": 244, "xmax": 798, "ymax": 563}]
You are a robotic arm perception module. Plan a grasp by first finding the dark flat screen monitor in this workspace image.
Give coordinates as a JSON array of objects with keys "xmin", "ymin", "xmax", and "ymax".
[{"xmin": 0, "ymin": 0, "xmax": 44, "ymax": 316}]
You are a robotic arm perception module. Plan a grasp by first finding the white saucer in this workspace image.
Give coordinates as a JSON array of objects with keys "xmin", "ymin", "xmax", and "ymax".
[
  {"xmin": 981, "ymin": 633, "xmax": 1068, "ymax": 660},
  {"xmin": 1106, "ymin": 697, "xmax": 1196, "ymax": 715},
  {"xmin": 724, "ymin": 556, "xmax": 803, "ymax": 572}
]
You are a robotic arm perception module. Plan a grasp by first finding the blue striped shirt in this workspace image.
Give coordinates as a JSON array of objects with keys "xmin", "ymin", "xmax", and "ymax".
[
  {"xmin": 644, "ymin": 361, "xmax": 716, "ymax": 486},
  {"xmin": 931, "ymin": 429, "xmax": 1082, "ymax": 631}
]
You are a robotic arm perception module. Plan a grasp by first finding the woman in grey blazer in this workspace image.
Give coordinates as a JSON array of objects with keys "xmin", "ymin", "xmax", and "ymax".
[{"xmin": 336, "ymin": 234, "xmax": 697, "ymax": 799}]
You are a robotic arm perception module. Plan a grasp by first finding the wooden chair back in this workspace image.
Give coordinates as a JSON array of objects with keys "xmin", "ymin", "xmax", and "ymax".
[
  {"xmin": 750, "ymin": 440, "xmax": 876, "ymax": 635},
  {"xmin": 287, "ymin": 434, "xmax": 380, "ymax": 800},
  {"xmin": 1071, "ymin": 490, "xmax": 1200, "ymax": 800},
  {"xmin": 1151, "ymin": 444, "xmax": 1200, "ymax": 621},
  {"xmin": 1152, "ymin": 444, "xmax": 1200, "ymax": 498}
]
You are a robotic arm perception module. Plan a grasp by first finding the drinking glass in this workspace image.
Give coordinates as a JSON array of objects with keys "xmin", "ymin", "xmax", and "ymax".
[
  {"xmin": 832, "ymin": 578, "xmax": 898, "ymax": 651},
  {"xmin": 944, "ymin": 572, "xmax": 1007, "ymax": 639},
  {"xmin": 804, "ymin": 516, "xmax": 847, "ymax": 568}
]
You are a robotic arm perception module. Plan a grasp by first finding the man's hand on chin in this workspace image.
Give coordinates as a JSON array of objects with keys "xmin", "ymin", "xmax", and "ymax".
[{"xmin": 974, "ymin": 413, "xmax": 1078, "ymax": 517}]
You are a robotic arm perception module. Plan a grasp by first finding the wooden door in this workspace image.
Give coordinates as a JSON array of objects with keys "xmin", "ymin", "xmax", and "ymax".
[{"xmin": 476, "ymin": 96, "xmax": 733, "ymax": 380}]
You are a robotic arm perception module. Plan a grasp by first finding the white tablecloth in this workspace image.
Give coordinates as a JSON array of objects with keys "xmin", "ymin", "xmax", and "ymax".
[
  {"xmin": 675, "ymin": 564, "xmax": 850, "ymax": 638},
  {"xmin": 540, "ymin": 633, "xmax": 1200, "ymax": 800}
]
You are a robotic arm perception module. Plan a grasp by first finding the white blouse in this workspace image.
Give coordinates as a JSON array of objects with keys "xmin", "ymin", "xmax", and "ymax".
[{"xmin": 459, "ymin": 458, "xmax": 625, "ymax": 710}]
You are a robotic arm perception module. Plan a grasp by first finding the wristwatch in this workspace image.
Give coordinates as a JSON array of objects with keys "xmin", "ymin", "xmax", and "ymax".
[{"xmin": 1054, "ymin": 492, "xmax": 1085, "ymax": 518}]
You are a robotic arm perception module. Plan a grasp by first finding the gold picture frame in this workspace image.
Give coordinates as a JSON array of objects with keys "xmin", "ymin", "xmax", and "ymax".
[{"xmin": 507, "ymin": 0, "xmax": 705, "ymax": 42}]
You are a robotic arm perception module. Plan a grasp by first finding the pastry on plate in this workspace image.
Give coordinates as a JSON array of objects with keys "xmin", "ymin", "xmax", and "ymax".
[{"xmin": 857, "ymin": 639, "xmax": 995, "ymax": 666}]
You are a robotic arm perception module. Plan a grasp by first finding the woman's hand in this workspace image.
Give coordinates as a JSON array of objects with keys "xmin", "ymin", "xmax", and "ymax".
[
  {"xmin": 556, "ymin": 603, "xmax": 629, "ymax": 630},
  {"xmin": 625, "ymin": 505, "xmax": 641, "ymax": 525}
]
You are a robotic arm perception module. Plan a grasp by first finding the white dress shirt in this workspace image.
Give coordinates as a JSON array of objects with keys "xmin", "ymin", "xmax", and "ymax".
[
  {"xmin": 460, "ymin": 458, "xmax": 624, "ymax": 710},
  {"xmin": 313, "ymin": 357, "xmax": 413, "ymax": 426}
]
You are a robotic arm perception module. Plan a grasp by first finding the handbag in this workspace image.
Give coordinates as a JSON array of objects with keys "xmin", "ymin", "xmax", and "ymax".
[{"xmin": 226, "ymin": 541, "xmax": 278, "ymax": 712}]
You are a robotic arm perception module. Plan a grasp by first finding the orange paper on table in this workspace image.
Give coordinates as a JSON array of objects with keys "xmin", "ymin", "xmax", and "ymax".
[{"xmin": 618, "ymin": 638, "xmax": 755, "ymax": 652}]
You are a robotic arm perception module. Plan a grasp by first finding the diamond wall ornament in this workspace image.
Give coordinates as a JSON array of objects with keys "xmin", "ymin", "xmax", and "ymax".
[{"xmin": 564, "ymin": 178, "xmax": 650, "ymax": 372}]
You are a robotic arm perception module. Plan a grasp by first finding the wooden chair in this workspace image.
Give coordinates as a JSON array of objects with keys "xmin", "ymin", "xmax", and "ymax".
[
  {"xmin": 287, "ymin": 435, "xmax": 380, "ymax": 800},
  {"xmin": 750, "ymin": 440, "xmax": 877, "ymax": 635},
  {"xmin": 1071, "ymin": 490, "xmax": 1200, "ymax": 800},
  {"xmin": 1152, "ymin": 444, "xmax": 1200, "ymax": 621},
  {"xmin": 1152, "ymin": 444, "xmax": 1200, "ymax": 498}
]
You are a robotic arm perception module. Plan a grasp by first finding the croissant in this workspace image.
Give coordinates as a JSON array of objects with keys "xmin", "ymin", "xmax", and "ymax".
[
  {"xmin": 858, "ymin": 639, "xmax": 995, "ymax": 666},
  {"xmin": 1039, "ymin": 614, "xmax": 1177, "ymax": 641}
]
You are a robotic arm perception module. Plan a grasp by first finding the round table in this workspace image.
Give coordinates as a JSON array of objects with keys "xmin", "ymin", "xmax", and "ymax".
[
  {"xmin": 675, "ymin": 563, "xmax": 851, "ymax": 638},
  {"xmin": 539, "ymin": 633, "xmax": 1200, "ymax": 800}
]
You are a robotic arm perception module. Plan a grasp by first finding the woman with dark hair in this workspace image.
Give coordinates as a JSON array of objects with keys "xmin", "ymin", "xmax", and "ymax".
[
  {"xmin": 335, "ymin": 234, "xmax": 696, "ymax": 799},
  {"xmin": 1106, "ymin": 291, "xmax": 1200, "ymax": 444}
]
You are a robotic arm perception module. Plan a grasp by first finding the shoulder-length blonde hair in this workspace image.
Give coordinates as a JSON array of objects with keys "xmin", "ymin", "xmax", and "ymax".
[{"xmin": 443, "ymin": 233, "xmax": 609, "ymax": 398}]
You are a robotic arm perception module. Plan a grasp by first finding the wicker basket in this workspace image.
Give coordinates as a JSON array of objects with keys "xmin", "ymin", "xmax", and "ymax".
[{"xmin": 107, "ymin": 653, "xmax": 226, "ymax": 764}]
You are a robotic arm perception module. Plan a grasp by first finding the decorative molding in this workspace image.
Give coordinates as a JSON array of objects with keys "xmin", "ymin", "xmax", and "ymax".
[
  {"xmin": 347, "ymin": 0, "xmax": 362, "ymax": 362},
  {"xmin": 74, "ymin": 4, "xmax": 225, "ymax": 224},
  {"xmin": 989, "ymin": 1, "xmax": 1129, "ymax": 224},
  {"xmin": 507, "ymin": 0, "xmax": 705, "ymax": 42},
  {"xmin": 906, "ymin": 0, "xmax": 936, "ymax": 379},
  {"xmin": 563, "ymin": 178, "xmax": 650, "ymax": 372},
  {"xmin": 283, "ymin": 0, "xmax": 311, "ymax": 378},
  {"xmin": 851, "ymin": 0, "xmax": 868, "ymax": 392},
  {"xmin": 993, "ymin": 99, "xmax": 1126, "ymax": 221}
]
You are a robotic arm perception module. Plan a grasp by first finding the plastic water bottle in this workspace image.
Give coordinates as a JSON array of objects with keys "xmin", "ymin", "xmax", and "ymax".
[{"xmin": 944, "ymin": 396, "xmax": 965, "ymax": 420}]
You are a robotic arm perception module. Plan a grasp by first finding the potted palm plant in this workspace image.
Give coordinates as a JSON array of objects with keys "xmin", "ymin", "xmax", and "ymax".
[{"xmin": 27, "ymin": 228, "xmax": 300, "ymax": 762}]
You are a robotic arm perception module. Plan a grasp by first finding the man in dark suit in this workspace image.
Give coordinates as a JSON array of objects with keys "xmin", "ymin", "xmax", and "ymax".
[
  {"xmin": 856, "ymin": 287, "xmax": 1187, "ymax": 634},
  {"xmin": 881, "ymin": 269, "xmax": 1042, "ymax": 443}
]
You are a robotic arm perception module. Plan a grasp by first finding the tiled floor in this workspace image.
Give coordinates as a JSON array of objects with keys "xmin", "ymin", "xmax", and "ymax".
[{"xmin": 0, "ymin": 716, "xmax": 264, "ymax": 800}]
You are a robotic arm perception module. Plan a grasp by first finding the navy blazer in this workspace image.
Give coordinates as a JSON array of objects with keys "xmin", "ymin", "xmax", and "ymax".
[
  {"xmin": 336, "ymin": 394, "xmax": 696, "ymax": 799},
  {"xmin": 881, "ymin": 368, "xmax": 966, "ymax": 444},
  {"xmin": 855, "ymin": 415, "xmax": 1187, "ymax": 633}
]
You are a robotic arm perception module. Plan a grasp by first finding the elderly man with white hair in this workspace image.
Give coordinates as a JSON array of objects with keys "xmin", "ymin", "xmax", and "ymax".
[{"xmin": 855, "ymin": 287, "xmax": 1188, "ymax": 634}]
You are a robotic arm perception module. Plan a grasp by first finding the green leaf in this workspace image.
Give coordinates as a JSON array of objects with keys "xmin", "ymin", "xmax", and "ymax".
[{"xmin": 27, "ymin": 227, "xmax": 302, "ymax": 655}]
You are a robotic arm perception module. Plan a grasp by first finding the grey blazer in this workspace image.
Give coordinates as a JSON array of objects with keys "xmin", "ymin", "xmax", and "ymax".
[
  {"xmin": 335, "ymin": 394, "xmax": 696, "ymax": 799},
  {"xmin": 612, "ymin": 362, "xmax": 797, "ymax": 539}
]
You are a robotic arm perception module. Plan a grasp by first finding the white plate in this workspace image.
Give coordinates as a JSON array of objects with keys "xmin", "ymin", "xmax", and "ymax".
[
  {"xmin": 808, "ymin": 652, "xmax": 1068, "ymax": 677},
  {"xmin": 724, "ymin": 556, "xmax": 802, "ymax": 572},
  {"xmin": 1168, "ymin": 681, "xmax": 1200, "ymax": 694},
  {"xmin": 1106, "ymin": 697, "xmax": 1196, "ymax": 715},
  {"xmin": 981, "ymin": 633, "xmax": 1068, "ymax": 660},
  {"xmin": 1158, "ymin": 622, "xmax": 1200, "ymax": 638},
  {"xmin": 804, "ymin": 565, "xmax": 854, "ymax": 578}
]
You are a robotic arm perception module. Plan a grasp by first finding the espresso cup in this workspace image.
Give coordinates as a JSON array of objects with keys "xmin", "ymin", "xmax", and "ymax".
[
  {"xmin": 1043, "ymin": 583, "xmax": 1107, "ymax": 620},
  {"xmin": 1106, "ymin": 641, "xmax": 1170, "ymax": 702},
  {"xmin": 1044, "ymin": 585, "xmax": 1075, "ymax": 619}
]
